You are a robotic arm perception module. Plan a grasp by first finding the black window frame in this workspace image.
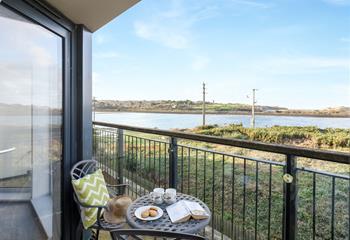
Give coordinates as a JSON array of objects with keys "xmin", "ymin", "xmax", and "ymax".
[{"xmin": 0, "ymin": 0, "xmax": 91, "ymax": 239}]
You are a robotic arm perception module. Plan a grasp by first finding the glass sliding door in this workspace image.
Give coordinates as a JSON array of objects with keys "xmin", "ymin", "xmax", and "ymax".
[{"xmin": 0, "ymin": 5, "xmax": 63, "ymax": 239}]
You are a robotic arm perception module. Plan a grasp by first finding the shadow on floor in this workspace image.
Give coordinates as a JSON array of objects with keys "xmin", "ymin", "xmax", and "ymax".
[{"xmin": 0, "ymin": 201, "xmax": 46, "ymax": 240}]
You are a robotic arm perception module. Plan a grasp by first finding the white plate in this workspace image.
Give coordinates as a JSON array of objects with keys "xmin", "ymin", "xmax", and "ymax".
[{"xmin": 135, "ymin": 206, "xmax": 163, "ymax": 221}]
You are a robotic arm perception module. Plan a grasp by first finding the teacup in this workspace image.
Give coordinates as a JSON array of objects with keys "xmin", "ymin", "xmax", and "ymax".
[
  {"xmin": 164, "ymin": 188, "xmax": 177, "ymax": 204},
  {"xmin": 150, "ymin": 188, "xmax": 164, "ymax": 204}
]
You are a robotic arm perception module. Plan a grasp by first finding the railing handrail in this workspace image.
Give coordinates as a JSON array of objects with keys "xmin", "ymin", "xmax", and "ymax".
[{"xmin": 93, "ymin": 121, "xmax": 350, "ymax": 164}]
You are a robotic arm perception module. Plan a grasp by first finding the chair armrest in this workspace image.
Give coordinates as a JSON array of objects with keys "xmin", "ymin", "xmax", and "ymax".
[
  {"xmin": 107, "ymin": 184, "xmax": 129, "ymax": 187},
  {"xmin": 107, "ymin": 184, "xmax": 129, "ymax": 196}
]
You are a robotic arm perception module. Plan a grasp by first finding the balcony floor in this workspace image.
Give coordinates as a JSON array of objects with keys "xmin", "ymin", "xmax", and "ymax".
[{"xmin": 0, "ymin": 201, "xmax": 46, "ymax": 240}]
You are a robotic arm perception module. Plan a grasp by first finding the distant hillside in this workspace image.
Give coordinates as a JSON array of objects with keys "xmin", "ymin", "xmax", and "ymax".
[
  {"xmin": 0, "ymin": 103, "xmax": 61, "ymax": 115},
  {"xmin": 93, "ymin": 100, "xmax": 350, "ymax": 117}
]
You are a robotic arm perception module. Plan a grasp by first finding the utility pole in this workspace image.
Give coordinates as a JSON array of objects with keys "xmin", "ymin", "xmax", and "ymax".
[
  {"xmin": 202, "ymin": 82, "xmax": 206, "ymax": 126},
  {"xmin": 251, "ymin": 89, "xmax": 258, "ymax": 128}
]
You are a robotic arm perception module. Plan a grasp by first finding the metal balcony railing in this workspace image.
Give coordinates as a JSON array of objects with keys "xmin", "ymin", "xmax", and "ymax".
[{"xmin": 93, "ymin": 121, "xmax": 350, "ymax": 240}]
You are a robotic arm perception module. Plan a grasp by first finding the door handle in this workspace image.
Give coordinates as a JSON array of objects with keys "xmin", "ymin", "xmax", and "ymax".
[{"xmin": 0, "ymin": 147, "xmax": 16, "ymax": 154}]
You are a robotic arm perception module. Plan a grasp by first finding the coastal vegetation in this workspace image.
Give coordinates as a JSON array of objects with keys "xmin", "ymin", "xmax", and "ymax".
[
  {"xmin": 93, "ymin": 100, "xmax": 350, "ymax": 117},
  {"xmin": 188, "ymin": 124, "xmax": 350, "ymax": 150}
]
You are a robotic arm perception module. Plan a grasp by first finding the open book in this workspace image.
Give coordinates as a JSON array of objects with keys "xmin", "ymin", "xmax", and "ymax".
[{"xmin": 166, "ymin": 200, "xmax": 209, "ymax": 223}]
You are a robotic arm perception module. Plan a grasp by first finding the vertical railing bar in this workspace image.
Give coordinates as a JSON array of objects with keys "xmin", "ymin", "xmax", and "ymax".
[
  {"xmin": 104, "ymin": 130, "xmax": 107, "ymax": 173},
  {"xmin": 126, "ymin": 135, "xmax": 129, "ymax": 196},
  {"xmin": 98, "ymin": 129, "xmax": 101, "ymax": 168},
  {"xmin": 141, "ymin": 138, "xmax": 144, "ymax": 195},
  {"xmin": 232, "ymin": 156, "xmax": 236, "ymax": 239},
  {"xmin": 108, "ymin": 130, "xmax": 111, "ymax": 176},
  {"xmin": 99, "ymin": 129, "xmax": 102, "ymax": 170},
  {"xmin": 204, "ymin": 151, "xmax": 207, "ymax": 203},
  {"xmin": 169, "ymin": 137, "xmax": 178, "ymax": 189},
  {"xmin": 107, "ymin": 131, "xmax": 111, "ymax": 180},
  {"xmin": 140, "ymin": 137, "xmax": 143, "ymax": 195},
  {"xmin": 181, "ymin": 147, "xmax": 184, "ymax": 193},
  {"xmin": 110, "ymin": 131, "xmax": 118, "ymax": 179},
  {"xmin": 348, "ymin": 177, "xmax": 350, "ymax": 240},
  {"xmin": 114, "ymin": 131, "xmax": 117, "ymax": 180},
  {"xmin": 144, "ymin": 138, "xmax": 147, "ymax": 195},
  {"xmin": 99, "ymin": 129, "xmax": 102, "ymax": 164},
  {"xmin": 153, "ymin": 140, "xmax": 156, "ymax": 189},
  {"xmin": 312, "ymin": 172, "xmax": 316, "ymax": 240},
  {"xmin": 101, "ymin": 130, "xmax": 104, "ymax": 171},
  {"xmin": 148, "ymin": 139, "xmax": 151, "ymax": 187},
  {"xmin": 212, "ymin": 152, "xmax": 215, "ymax": 240},
  {"xmin": 158, "ymin": 141, "xmax": 161, "ymax": 188},
  {"xmin": 108, "ymin": 130, "xmax": 111, "ymax": 175},
  {"xmin": 102, "ymin": 129, "xmax": 105, "ymax": 169},
  {"xmin": 195, "ymin": 149, "xmax": 198, "ymax": 198},
  {"xmin": 188, "ymin": 147, "xmax": 191, "ymax": 194},
  {"xmin": 243, "ymin": 158, "xmax": 247, "ymax": 240},
  {"xmin": 136, "ymin": 137, "xmax": 139, "ymax": 196},
  {"xmin": 268, "ymin": 164, "xmax": 272, "ymax": 240},
  {"xmin": 255, "ymin": 161, "xmax": 259, "ymax": 240},
  {"xmin": 94, "ymin": 128, "xmax": 97, "ymax": 160},
  {"xmin": 282, "ymin": 164, "xmax": 286, "ymax": 240},
  {"xmin": 113, "ymin": 131, "xmax": 116, "ymax": 180},
  {"xmin": 284, "ymin": 155, "xmax": 297, "ymax": 240},
  {"xmin": 131, "ymin": 136, "xmax": 134, "ymax": 197},
  {"xmin": 137, "ymin": 136, "xmax": 140, "ymax": 196},
  {"xmin": 122, "ymin": 133, "xmax": 125, "ymax": 184},
  {"xmin": 101, "ymin": 129, "xmax": 104, "ymax": 168},
  {"xmin": 109, "ymin": 131, "xmax": 112, "ymax": 181},
  {"xmin": 129, "ymin": 135, "xmax": 132, "ymax": 196},
  {"xmin": 138, "ymin": 137, "xmax": 141, "ymax": 195},
  {"xmin": 141, "ymin": 138, "xmax": 144, "ymax": 194},
  {"xmin": 143, "ymin": 139, "xmax": 149, "ymax": 194},
  {"xmin": 141, "ymin": 138, "xmax": 145, "ymax": 195},
  {"xmin": 105, "ymin": 131, "xmax": 109, "ymax": 177},
  {"xmin": 221, "ymin": 154, "xmax": 225, "ymax": 240},
  {"xmin": 164, "ymin": 142, "xmax": 167, "ymax": 189},
  {"xmin": 331, "ymin": 177, "xmax": 335, "ymax": 240}
]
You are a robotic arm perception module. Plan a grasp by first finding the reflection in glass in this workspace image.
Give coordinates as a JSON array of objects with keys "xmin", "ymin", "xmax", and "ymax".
[{"xmin": 0, "ymin": 5, "xmax": 62, "ymax": 239}]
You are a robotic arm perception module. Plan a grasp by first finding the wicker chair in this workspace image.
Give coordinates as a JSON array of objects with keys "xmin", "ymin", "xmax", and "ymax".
[
  {"xmin": 70, "ymin": 160, "xmax": 128, "ymax": 240},
  {"xmin": 111, "ymin": 229, "xmax": 208, "ymax": 240}
]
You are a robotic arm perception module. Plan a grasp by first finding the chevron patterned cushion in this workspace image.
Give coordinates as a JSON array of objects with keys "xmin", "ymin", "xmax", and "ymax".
[{"xmin": 72, "ymin": 169, "xmax": 110, "ymax": 229}]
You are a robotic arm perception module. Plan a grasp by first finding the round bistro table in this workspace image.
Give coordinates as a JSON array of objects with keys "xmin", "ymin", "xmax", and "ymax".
[{"xmin": 126, "ymin": 193, "xmax": 211, "ymax": 234}]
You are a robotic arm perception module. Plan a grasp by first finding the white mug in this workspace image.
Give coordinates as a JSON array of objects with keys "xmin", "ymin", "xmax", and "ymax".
[
  {"xmin": 150, "ymin": 188, "xmax": 164, "ymax": 204},
  {"xmin": 164, "ymin": 188, "xmax": 177, "ymax": 204}
]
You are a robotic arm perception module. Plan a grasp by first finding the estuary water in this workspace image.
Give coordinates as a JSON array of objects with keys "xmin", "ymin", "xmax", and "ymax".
[{"xmin": 95, "ymin": 112, "xmax": 350, "ymax": 130}]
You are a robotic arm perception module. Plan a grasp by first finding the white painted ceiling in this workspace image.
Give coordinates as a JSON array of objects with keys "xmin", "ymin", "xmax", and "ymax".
[{"xmin": 45, "ymin": 0, "xmax": 140, "ymax": 32}]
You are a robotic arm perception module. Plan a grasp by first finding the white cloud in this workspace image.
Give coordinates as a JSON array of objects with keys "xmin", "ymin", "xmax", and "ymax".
[
  {"xmin": 254, "ymin": 56, "xmax": 349, "ymax": 74},
  {"xmin": 340, "ymin": 37, "xmax": 350, "ymax": 42},
  {"xmin": 191, "ymin": 56, "xmax": 210, "ymax": 71},
  {"xmin": 133, "ymin": 1, "xmax": 218, "ymax": 49},
  {"xmin": 134, "ymin": 21, "xmax": 189, "ymax": 49}
]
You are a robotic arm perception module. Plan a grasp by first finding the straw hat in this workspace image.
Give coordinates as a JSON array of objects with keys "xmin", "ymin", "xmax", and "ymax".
[{"xmin": 103, "ymin": 196, "xmax": 133, "ymax": 224}]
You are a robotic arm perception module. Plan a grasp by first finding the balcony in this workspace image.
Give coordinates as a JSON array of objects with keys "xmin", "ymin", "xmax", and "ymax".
[{"xmin": 92, "ymin": 121, "xmax": 349, "ymax": 239}]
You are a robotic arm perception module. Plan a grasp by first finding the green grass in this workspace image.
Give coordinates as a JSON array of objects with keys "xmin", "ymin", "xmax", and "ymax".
[{"xmin": 191, "ymin": 124, "xmax": 350, "ymax": 149}]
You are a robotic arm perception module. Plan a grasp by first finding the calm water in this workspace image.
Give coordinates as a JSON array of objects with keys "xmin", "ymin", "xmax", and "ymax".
[{"xmin": 95, "ymin": 112, "xmax": 350, "ymax": 129}]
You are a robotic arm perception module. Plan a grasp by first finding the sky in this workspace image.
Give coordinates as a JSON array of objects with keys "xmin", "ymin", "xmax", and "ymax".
[{"xmin": 92, "ymin": 0, "xmax": 350, "ymax": 109}]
